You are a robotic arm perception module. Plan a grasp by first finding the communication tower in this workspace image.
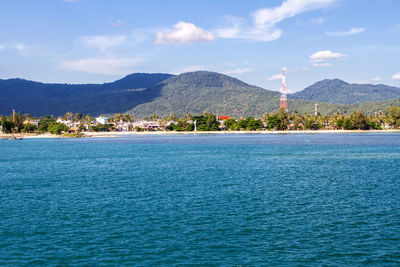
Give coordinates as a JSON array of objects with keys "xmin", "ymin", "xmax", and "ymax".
[
  {"xmin": 314, "ymin": 103, "xmax": 318, "ymax": 116},
  {"xmin": 280, "ymin": 67, "xmax": 288, "ymax": 111}
]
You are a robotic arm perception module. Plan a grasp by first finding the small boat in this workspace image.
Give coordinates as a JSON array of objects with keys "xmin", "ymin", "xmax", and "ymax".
[{"xmin": 9, "ymin": 136, "xmax": 23, "ymax": 140}]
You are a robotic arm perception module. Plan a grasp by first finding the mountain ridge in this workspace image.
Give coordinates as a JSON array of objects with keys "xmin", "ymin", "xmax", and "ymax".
[
  {"xmin": 1, "ymin": 72, "xmax": 400, "ymax": 117},
  {"xmin": 290, "ymin": 78, "xmax": 400, "ymax": 104}
]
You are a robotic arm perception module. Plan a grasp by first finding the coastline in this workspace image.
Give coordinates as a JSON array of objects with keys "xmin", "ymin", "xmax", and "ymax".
[{"xmin": 1, "ymin": 129, "xmax": 400, "ymax": 139}]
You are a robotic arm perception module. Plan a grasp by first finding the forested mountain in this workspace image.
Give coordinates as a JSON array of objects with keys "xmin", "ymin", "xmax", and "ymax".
[
  {"xmin": 290, "ymin": 79, "xmax": 400, "ymax": 104},
  {"xmin": 0, "ymin": 73, "xmax": 172, "ymax": 116},
  {"xmin": 1, "ymin": 71, "xmax": 400, "ymax": 117},
  {"xmin": 126, "ymin": 71, "xmax": 280, "ymax": 118}
]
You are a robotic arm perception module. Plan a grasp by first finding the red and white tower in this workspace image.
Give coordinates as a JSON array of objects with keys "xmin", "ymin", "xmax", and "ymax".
[
  {"xmin": 314, "ymin": 103, "xmax": 318, "ymax": 116},
  {"xmin": 280, "ymin": 67, "xmax": 288, "ymax": 111}
]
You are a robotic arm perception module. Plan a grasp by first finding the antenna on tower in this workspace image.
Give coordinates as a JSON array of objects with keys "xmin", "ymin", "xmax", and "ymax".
[{"xmin": 280, "ymin": 67, "xmax": 288, "ymax": 112}]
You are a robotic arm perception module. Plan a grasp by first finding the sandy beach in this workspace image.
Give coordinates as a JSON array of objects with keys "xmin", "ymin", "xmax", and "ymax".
[{"xmin": 1, "ymin": 129, "xmax": 400, "ymax": 139}]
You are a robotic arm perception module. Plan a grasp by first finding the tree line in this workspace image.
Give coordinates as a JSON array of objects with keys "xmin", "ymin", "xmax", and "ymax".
[{"xmin": 1, "ymin": 106, "xmax": 400, "ymax": 134}]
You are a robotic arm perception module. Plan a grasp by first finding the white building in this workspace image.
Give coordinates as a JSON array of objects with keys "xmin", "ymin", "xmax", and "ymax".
[
  {"xmin": 133, "ymin": 121, "xmax": 160, "ymax": 131},
  {"xmin": 96, "ymin": 116, "xmax": 109, "ymax": 125}
]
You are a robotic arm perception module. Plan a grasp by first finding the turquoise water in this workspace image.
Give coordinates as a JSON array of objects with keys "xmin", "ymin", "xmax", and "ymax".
[{"xmin": 1, "ymin": 133, "xmax": 400, "ymax": 266}]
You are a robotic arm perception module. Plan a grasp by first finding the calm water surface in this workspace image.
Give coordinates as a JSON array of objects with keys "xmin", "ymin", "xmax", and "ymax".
[{"xmin": 1, "ymin": 133, "xmax": 400, "ymax": 266}]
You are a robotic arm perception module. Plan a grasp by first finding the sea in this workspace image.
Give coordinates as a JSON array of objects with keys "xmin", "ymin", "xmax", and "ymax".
[{"xmin": 1, "ymin": 133, "xmax": 399, "ymax": 266}]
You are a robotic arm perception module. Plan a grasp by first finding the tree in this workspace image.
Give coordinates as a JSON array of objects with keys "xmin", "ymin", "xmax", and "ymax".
[
  {"xmin": 113, "ymin": 113, "xmax": 124, "ymax": 122},
  {"xmin": 63, "ymin": 112, "xmax": 73, "ymax": 121},
  {"xmin": 276, "ymin": 108, "xmax": 289, "ymax": 130},
  {"xmin": 123, "ymin": 114, "xmax": 135, "ymax": 122},
  {"xmin": 266, "ymin": 115, "xmax": 281, "ymax": 130},
  {"xmin": 84, "ymin": 114, "xmax": 93, "ymax": 123},
  {"xmin": 39, "ymin": 117, "xmax": 56, "ymax": 132},
  {"xmin": 48, "ymin": 122, "xmax": 68, "ymax": 135},
  {"xmin": 150, "ymin": 113, "xmax": 159, "ymax": 120},
  {"xmin": 351, "ymin": 111, "xmax": 368, "ymax": 130},
  {"xmin": 73, "ymin": 113, "xmax": 83, "ymax": 121},
  {"xmin": 1, "ymin": 119, "xmax": 14, "ymax": 133},
  {"xmin": 168, "ymin": 112, "xmax": 179, "ymax": 121},
  {"xmin": 13, "ymin": 112, "xmax": 24, "ymax": 132},
  {"xmin": 224, "ymin": 118, "xmax": 238, "ymax": 130},
  {"xmin": 22, "ymin": 123, "xmax": 38, "ymax": 133},
  {"xmin": 342, "ymin": 117, "xmax": 354, "ymax": 130},
  {"xmin": 237, "ymin": 117, "xmax": 263, "ymax": 130},
  {"xmin": 387, "ymin": 106, "xmax": 400, "ymax": 128},
  {"xmin": 303, "ymin": 117, "xmax": 323, "ymax": 130},
  {"xmin": 192, "ymin": 113, "xmax": 219, "ymax": 131}
]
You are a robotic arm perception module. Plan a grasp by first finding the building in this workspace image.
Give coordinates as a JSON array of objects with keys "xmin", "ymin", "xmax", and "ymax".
[
  {"xmin": 133, "ymin": 120, "xmax": 160, "ymax": 131},
  {"xmin": 96, "ymin": 116, "xmax": 109, "ymax": 125},
  {"xmin": 24, "ymin": 119, "xmax": 40, "ymax": 127}
]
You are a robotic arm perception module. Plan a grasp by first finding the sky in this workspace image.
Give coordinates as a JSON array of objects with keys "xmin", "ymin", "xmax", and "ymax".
[{"xmin": 0, "ymin": 0, "xmax": 399, "ymax": 92}]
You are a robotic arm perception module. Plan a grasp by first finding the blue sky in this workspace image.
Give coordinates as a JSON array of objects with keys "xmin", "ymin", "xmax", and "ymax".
[{"xmin": 0, "ymin": 0, "xmax": 399, "ymax": 92}]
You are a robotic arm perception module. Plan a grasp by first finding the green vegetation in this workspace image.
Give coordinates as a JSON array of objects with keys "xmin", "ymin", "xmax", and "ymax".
[
  {"xmin": 126, "ymin": 71, "xmax": 280, "ymax": 118},
  {"xmin": 2, "ymin": 106, "xmax": 400, "ymax": 136},
  {"xmin": 89, "ymin": 124, "xmax": 114, "ymax": 132},
  {"xmin": 38, "ymin": 117, "xmax": 56, "ymax": 132},
  {"xmin": 162, "ymin": 106, "xmax": 400, "ymax": 132},
  {"xmin": 0, "ymin": 73, "xmax": 172, "ymax": 116},
  {"xmin": 22, "ymin": 124, "xmax": 38, "ymax": 133},
  {"xmin": 290, "ymin": 79, "xmax": 400, "ymax": 104},
  {"xmin": 2, "ymin": 71, "xmax": 400, "ymax": 118},
  {"xmin": 47, "ymin": 122, "xmax": 69, "ymax": 134}
]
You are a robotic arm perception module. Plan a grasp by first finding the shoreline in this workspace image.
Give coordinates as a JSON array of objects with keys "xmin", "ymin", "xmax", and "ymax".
[{"xmin": 1, "ymin": 129, "xmax": 400, "ymax": 139}]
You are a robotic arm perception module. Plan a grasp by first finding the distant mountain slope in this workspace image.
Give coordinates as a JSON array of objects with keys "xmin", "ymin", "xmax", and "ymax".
[
  {"xmin": 0, "ymin": 73, "xmax": 172, "ymax": 116},
  {"xmin": 1, "ymin": 72, "xmax": 400, "ymax": 118},
  {"xmin": 290, "ymin": 79, "xmax": 400, "ymax": 104},
  {"xmin": 126, "ymin": 71, "xmax": 280, "ymax": 118},
  {"xmin": 287, "ymin": 98, "xmax": 400, "ymax": 115}
]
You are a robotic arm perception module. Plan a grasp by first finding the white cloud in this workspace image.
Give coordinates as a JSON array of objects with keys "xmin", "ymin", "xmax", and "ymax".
[
  {"xmin": 310, "ymin": 17, "xmax": 325, "ymax": 24},
  {"xmin": 59, "ymin": 56, "xmax": 144, "ymax": 76},
  {"xmin": 15, "ymin": 43, "xmax": 25, "ymax": 51},
  {"xmin": 371, "ymin": 77, "xmax": 382, "ymax": 82},
  {"xmin": 267, "ymin": 74, "xmax": 282, "ymax": 80},
  {"xmin": 216, "ymin": 0, "xmax": 335, "ymax": 41},
  {"xmin": 222, "ymin": 68, "xmax": 252, "ymax": 75},
  {"xmin": 0, "ymin": 44, "xmax": 4, "ymax": 50},
  {"xmin": 155, "ymin": 21, "xmax": 215, "ymax": 44},
  {"xmin": 78, "ymin": 35, "xmax": 127, "ymax": 51},
  {"xmin": 252, "ymin": 0, "xmax": 334, "ymax": 27},
  {"xmin": 111, "ymin": 19, "xmax": 126, "ymax": 27},
  {"xmin": 326, "ymin": 27, "xmax": 365, "ymax": 36},
  {"xmin": 310, "ymin": 50, "xmax": 345, "ymax": 67},
  {"xmin": 393, "ymin": 73, "xmax": 400, "ymax": 80}
]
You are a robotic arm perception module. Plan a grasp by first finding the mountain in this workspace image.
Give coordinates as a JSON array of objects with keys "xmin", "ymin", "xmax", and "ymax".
[
  {"xmin": 0, "ymin": 73, "xmax": 172, "ymax": 116},
  {"xmin": 126, "ymin": 71, "xmax": 280, "ymax": 118},
  {"xmin": 290, "ymin": 79, "xmax": 400, "ymax": 104},
  {"xmin": 1, "ymin": 72, "xmax": 400, "ymax": 118}
]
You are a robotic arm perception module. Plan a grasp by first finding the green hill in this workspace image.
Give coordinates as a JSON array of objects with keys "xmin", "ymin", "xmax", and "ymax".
[
  {"xmin": 126, "ymin": 71, "xmax": 280, "ymax": 118},
  {"xmin": 1, "ymin": 71, "xmax": 400, "ymax": 118},
  {"xmin": 290, "ymin": 79, "xmax": 400, "ymax": 104},
  {"xmin": 0, "ymin": 73, "xmax": 172, "ymax": 116}
]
